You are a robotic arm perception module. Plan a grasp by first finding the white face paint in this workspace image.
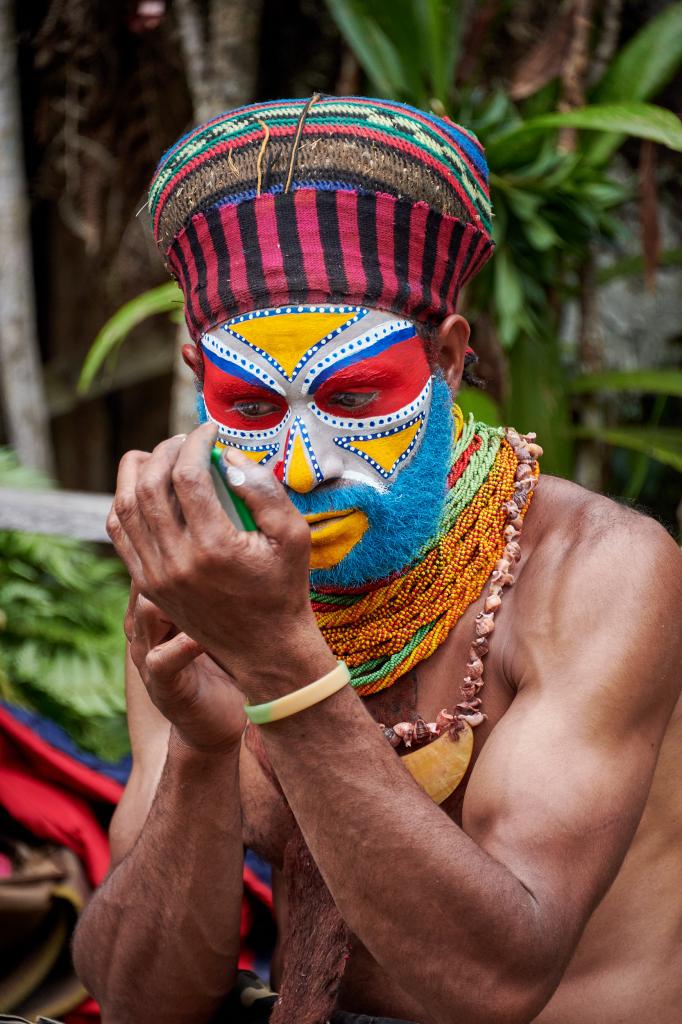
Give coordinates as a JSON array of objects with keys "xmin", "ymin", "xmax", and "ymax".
[{"xmin": 200, "ymin": 305, "xmax": 433, "ymax": 495}]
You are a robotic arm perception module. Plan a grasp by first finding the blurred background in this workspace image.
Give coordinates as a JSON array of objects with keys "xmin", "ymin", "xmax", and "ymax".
[{"xmin": 0, "ymin": 1, "xmax": 680, "ymax": 1020}]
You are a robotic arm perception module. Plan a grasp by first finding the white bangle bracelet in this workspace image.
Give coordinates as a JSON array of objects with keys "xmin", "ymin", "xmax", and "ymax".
[{"xmin": 244, "ymin": 661, "xmax": 350, "ymax": 725}]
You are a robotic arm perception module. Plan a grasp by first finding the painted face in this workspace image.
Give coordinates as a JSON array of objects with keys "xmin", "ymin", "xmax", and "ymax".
[{"xmin": 199, "ymin": 305, "xmax": 453, "ymax": 584}]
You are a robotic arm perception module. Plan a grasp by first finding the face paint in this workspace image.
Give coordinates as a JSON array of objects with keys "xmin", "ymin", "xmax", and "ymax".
[
  {"xmin": 292, "ymin": 376, "xmax": 453, "ymax": 587},
  {"xmin": 200, "ymin": 305, "xmax": 442, "ymax": 576}
]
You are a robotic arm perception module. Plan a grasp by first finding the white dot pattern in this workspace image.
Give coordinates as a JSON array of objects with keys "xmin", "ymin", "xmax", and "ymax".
[
  {"xmin": 334, "ymin": 414, "xmax": 426, "ymax": 479},
  {"xmin": 221, "ymin": 304, "xmax": 366, "ymax": 382},
  {"xmin": 309, "ymin": 378, "xmax": 432, "ymax": 432},
  {"xmin": 301, "ymin": 317, "xmax": 414, "ymax": 393},
  {"xmin": 200, "ymin": 333, "xmax": 285, "ymax": 396},
  {"xmin": 206, "ymin": 405, "xmax": 291, "ymax": 442},
  {"xmin": 284, "ymin": 416, "xmax": 325, "ymax": 484}
]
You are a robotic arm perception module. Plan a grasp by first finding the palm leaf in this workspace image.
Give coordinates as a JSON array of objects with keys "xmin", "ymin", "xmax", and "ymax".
[
  {"xmin": 570, "ymin": 426, "xmax": 682, "ymax": 473},
  {"xmin": 488, "ymin": 103, "xmax": 682, "ymax": 165},
  {"xmin": 78, "ymin": 282, "xmax": 182, "ymax": 394},
  {"xmin": 570, "ymin": 369, "xmax": 682, "ymax": 397},
  {"xmin": 587, "ymin": 2, "xmax": 682, "ymax": 163},
  {"xmin": 0, "ymin": 447, "xmax": 130, "ymax": 761}
]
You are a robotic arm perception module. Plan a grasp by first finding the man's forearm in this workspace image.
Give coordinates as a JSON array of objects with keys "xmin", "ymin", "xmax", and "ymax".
[
  {"xmin": 73, "ymin": 730, "xmax": 243, "ymax": 1024},
  {"xmin": 259, "ymin": 686, "xmax": 556, "ymax": 1024}
]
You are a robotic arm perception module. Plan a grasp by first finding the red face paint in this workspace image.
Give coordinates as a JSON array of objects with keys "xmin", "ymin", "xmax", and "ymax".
[
  {"xmin": 312, "ymin": 336, "xmax": 430, "ymax": 418},
  {"xmin": 203, "ymin": 357, "xmax": 287, "ymax": 430}
]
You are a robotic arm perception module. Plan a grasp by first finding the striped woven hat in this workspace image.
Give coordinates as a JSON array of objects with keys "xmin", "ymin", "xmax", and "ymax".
[{"xmin": 149, "ymin": 95, "xmax": 494, "ymax": 340}]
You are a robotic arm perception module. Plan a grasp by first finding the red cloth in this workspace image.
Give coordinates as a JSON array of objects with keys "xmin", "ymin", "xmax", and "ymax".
[
  {"xmin": 64, "ymin": 997, "xmax": 100, "ymax": 1023},
  {"xmin": 0, "ymin": 706, "xmax": 273, "ymax": 1022},
  {"xmin": 0, "ymin": 733, "xmax": 111, "ymax": 886},
  {"xmin": 0, "ymin": 708, "xmax": 123, "ymax": 804}
]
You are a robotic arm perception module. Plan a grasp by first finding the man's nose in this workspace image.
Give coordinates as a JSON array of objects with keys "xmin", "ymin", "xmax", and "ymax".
[
  {"xmin": 280, "ymin": 417, "xmax": 339, "ymax": 493},
  {"xmin": 283, "ymin": 419, "xmax": 322, "ymax": 494}
]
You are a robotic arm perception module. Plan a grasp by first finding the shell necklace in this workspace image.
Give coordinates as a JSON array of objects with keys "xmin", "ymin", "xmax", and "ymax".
[
  {"xmin": 312, "ymin": 413, "xmax": 540, "ymax": 700},
  {"xmin": 376, "ymin": 424, "xmax": 541, "ymax": 804}
]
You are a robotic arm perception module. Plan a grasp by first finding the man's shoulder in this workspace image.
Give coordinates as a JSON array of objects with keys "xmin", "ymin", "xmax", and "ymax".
[
  {"xmin": 525, "ymin": 473, "xmax": 679, "ymax": 570},
  {"xmin": 516, "ymin": 474, "xmax": 682, "ymax": 654},
  {"xmin": 510, "ymin": 474, "xmax": 682, "ymax": 716}
]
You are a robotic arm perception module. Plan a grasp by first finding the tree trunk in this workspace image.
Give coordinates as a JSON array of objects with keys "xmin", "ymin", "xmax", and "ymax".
[
  {"xmin": 169, "ymin": 0, "xmax": 263, "ymax": 435},
  {"xmin": 574, "ymin": 254, "xmax": 606, "ymax": 492},
  {"xmin": 0, "ymin": 0, "xmax": 54, "ymax": 472}
]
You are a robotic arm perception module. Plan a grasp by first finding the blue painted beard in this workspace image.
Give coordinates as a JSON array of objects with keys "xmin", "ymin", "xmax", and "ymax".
[
  {"xmin": 198, "ymin": 375, "xmax": 454, "ymax": 589},
  {"xmin": 291, "ymin": 375, "xmax": 454, "ymax": 589}
]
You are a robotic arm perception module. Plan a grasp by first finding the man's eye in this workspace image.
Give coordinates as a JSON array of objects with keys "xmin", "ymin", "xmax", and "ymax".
[
  {"xmin": 233, "ymin": 400, "xmax": 281, "ymax": 418},
  {"xmin": 329, "ymin": 391, "xmax": 379, "ymax": 410}
]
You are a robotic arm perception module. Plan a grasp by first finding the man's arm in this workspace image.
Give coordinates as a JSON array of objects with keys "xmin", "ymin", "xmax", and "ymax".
[
  {"xmin": 254, "ymin": 508, "xmax": 682, "ymax": 1024},
  {"xmin": 74, "ymin": 722, "xmax": 244, "ymax": 1024},
  {"xmin": 74, "ymin": 437, "xmax": 251, "ymax": 1024}
]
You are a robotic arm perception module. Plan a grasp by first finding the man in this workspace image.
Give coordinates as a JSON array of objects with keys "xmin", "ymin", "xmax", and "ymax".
[{"xmin": 73, "ymin": 97, "xmax": 682, "ymax": 1024}]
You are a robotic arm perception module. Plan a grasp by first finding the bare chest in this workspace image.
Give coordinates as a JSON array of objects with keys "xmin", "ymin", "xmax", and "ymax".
[{"xmin": 240, "ymin": 588, "xmax": 516, "ymax": 864}]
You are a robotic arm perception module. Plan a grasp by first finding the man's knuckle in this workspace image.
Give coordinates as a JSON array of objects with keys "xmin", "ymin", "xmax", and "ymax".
[
  {"xmin": 289, "ymin": 518, "xmax": 311, "ymax": 551},
  {"xmin": 152, "ymin": 437, "xmax": 178, "ymax": 458},
  {"xmin": 114, "ymin": 493, "xmax": 137, "ymax": 522},
  {"xmin": 106, "ymin": 510, "xmax": 122, "ymax": 538},
  {"xmin": 193, "ymin": 531, "xmax": 218, "ymax": 559},
  {"xmin": 260, "ymin": 474, "xmax": 282, "ymax": 501},
  {"xmin": 136, "ymin": 473, "xmax": 163, "ymax": 504},
  {"xmin": 156, "ymin": 561, "xmax": 187, "ymax": 592},
  {"xmin": 117, "ymin": 449, "xmax": 147, "ymax": 478},
  {"xmin": 172, "ymin": 464, "xmax": 204, "ymax": 491}
]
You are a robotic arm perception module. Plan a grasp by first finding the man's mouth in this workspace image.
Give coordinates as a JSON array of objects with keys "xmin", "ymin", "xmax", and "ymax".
[{"xmin": 304, "ymin": 509, "xmax": 369, "ymax": 569}]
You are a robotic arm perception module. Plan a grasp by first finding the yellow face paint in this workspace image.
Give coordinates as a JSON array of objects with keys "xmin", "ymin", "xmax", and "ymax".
[
  {"xmin": 226, "ymin": 309, "xmax": 360, "ymax": 379},
  {"xmin": 215, "ymin": 439, "xmax": 274, "ymax": 465},
  {"xmin": 285, "ymin": 433, "xmax": 317, "ymax": 493},
  {"xmin": 339, "ymin": 419, "xmax": 423, "ymax": 477},
  {"xmin": 305, "ymin": 509, "xmax": 369, "ymax": 569}
]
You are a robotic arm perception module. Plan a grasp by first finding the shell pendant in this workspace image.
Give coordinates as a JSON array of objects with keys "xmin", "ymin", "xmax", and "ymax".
[{"xmin": 401, "ymin": 721, "xmax": 474, "ymax": 804}]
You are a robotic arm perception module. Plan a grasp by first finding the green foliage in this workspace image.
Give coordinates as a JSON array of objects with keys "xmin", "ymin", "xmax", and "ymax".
[
  {"xmin": 587, "ymin": 1, "xmax": 682, "ymax": 164},
  {"xmin": 592, "ymin": 2, "xmax": 682, "ymax": 104},
  {"xmin": 488, "ymin": 103, "xmax": 682, "ymax": 162},
  {"xmin": 596, "ymin": 247, "xmax": 682, "ymax": 285},
  {"xmin": 570, "ymin": 426, "xmax": 682, "ymax": 473},
  {"xmin": 570, "ymin": 369, "xmax": 682, "ymax": 397},
  {"xmin": 457, "ymin": 387, "xmax": 502, "ymax": 426},
  {"xmin": 568, "ymin": 370, "xmax": 682, "ymax": 492},
  {"xmin": 325, "ymin": 0, "xmax": 461, "ymax": 108},
  {"xmin": 0, "ymin": 449, "xmax": 129, "ymax": 760},
  {"xmin": 324, "ymin": 0, "xmax": 682, "ymax": 485},
  {"xmin": 78, "ymin": 282, "xmax": 182, "ymax": 394}
]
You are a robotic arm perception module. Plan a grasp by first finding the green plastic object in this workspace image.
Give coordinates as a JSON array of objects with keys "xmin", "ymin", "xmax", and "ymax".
[{"xmin": 209, "ymin": 447, "xmax": 258, "ymax": 532}]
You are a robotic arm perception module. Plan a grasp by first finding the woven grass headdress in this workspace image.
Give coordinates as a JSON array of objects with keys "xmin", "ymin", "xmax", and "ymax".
[{"xmin": 149, "ymin": 95, "xmax": 494, "ymax": 338}]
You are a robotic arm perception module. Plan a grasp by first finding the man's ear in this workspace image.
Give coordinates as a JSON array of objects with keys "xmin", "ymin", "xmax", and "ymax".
[
  {"xmin": 436, "ymin": 314, "xmax": 470, "ymax": 391},
  {"xmin": 182, "ymin": 343, "xmax": 204, "ymax": 381}
]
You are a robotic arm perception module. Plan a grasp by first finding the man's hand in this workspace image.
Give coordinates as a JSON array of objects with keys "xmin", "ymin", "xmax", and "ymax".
[
  {"xmin": 125, "ymin": 585, "xmax": 247, "ymax": 754},
  {"xmin": 108, "ymin": 425, "xmax": 335, "ymax": 704},
  {"xmin": 74, "ymin": 578, "xmax": 247, "ymax": 1024}
]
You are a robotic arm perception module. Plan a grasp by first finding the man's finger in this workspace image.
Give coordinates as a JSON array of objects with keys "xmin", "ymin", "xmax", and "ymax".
[
  {"xmin": 133, "ymin": 594, "xmax": 178, "ymax": 649},
  {"xmin": 124, "ymin": 582, "xmax": 141, "ymax": 643},
  {"xmin": 170, "ymin": 423, "xmax": 241, "ymax": 535},
  {"xmin": 221, "ymin": 447, "xmax": 309, "ymax": 551},
  {"xmin": 112, "ymin": 450, "xmax": 156, "ymax": 555},
  {"xmin": 145, "ymin": 631, "xmax": 204, "ymax": 682},
  {"xmin": 107, "ymin": 508, "xmax": 145, "ymax": 585},
  {"xmin": 135, "ymin": 435, "xmax": 188, "ymax": 550}
]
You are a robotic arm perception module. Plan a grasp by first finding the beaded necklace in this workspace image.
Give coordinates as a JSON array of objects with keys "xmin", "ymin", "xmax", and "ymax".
[{"xmin": 311, "ymin": 407, "xmax": 540, "ymax": 703}]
